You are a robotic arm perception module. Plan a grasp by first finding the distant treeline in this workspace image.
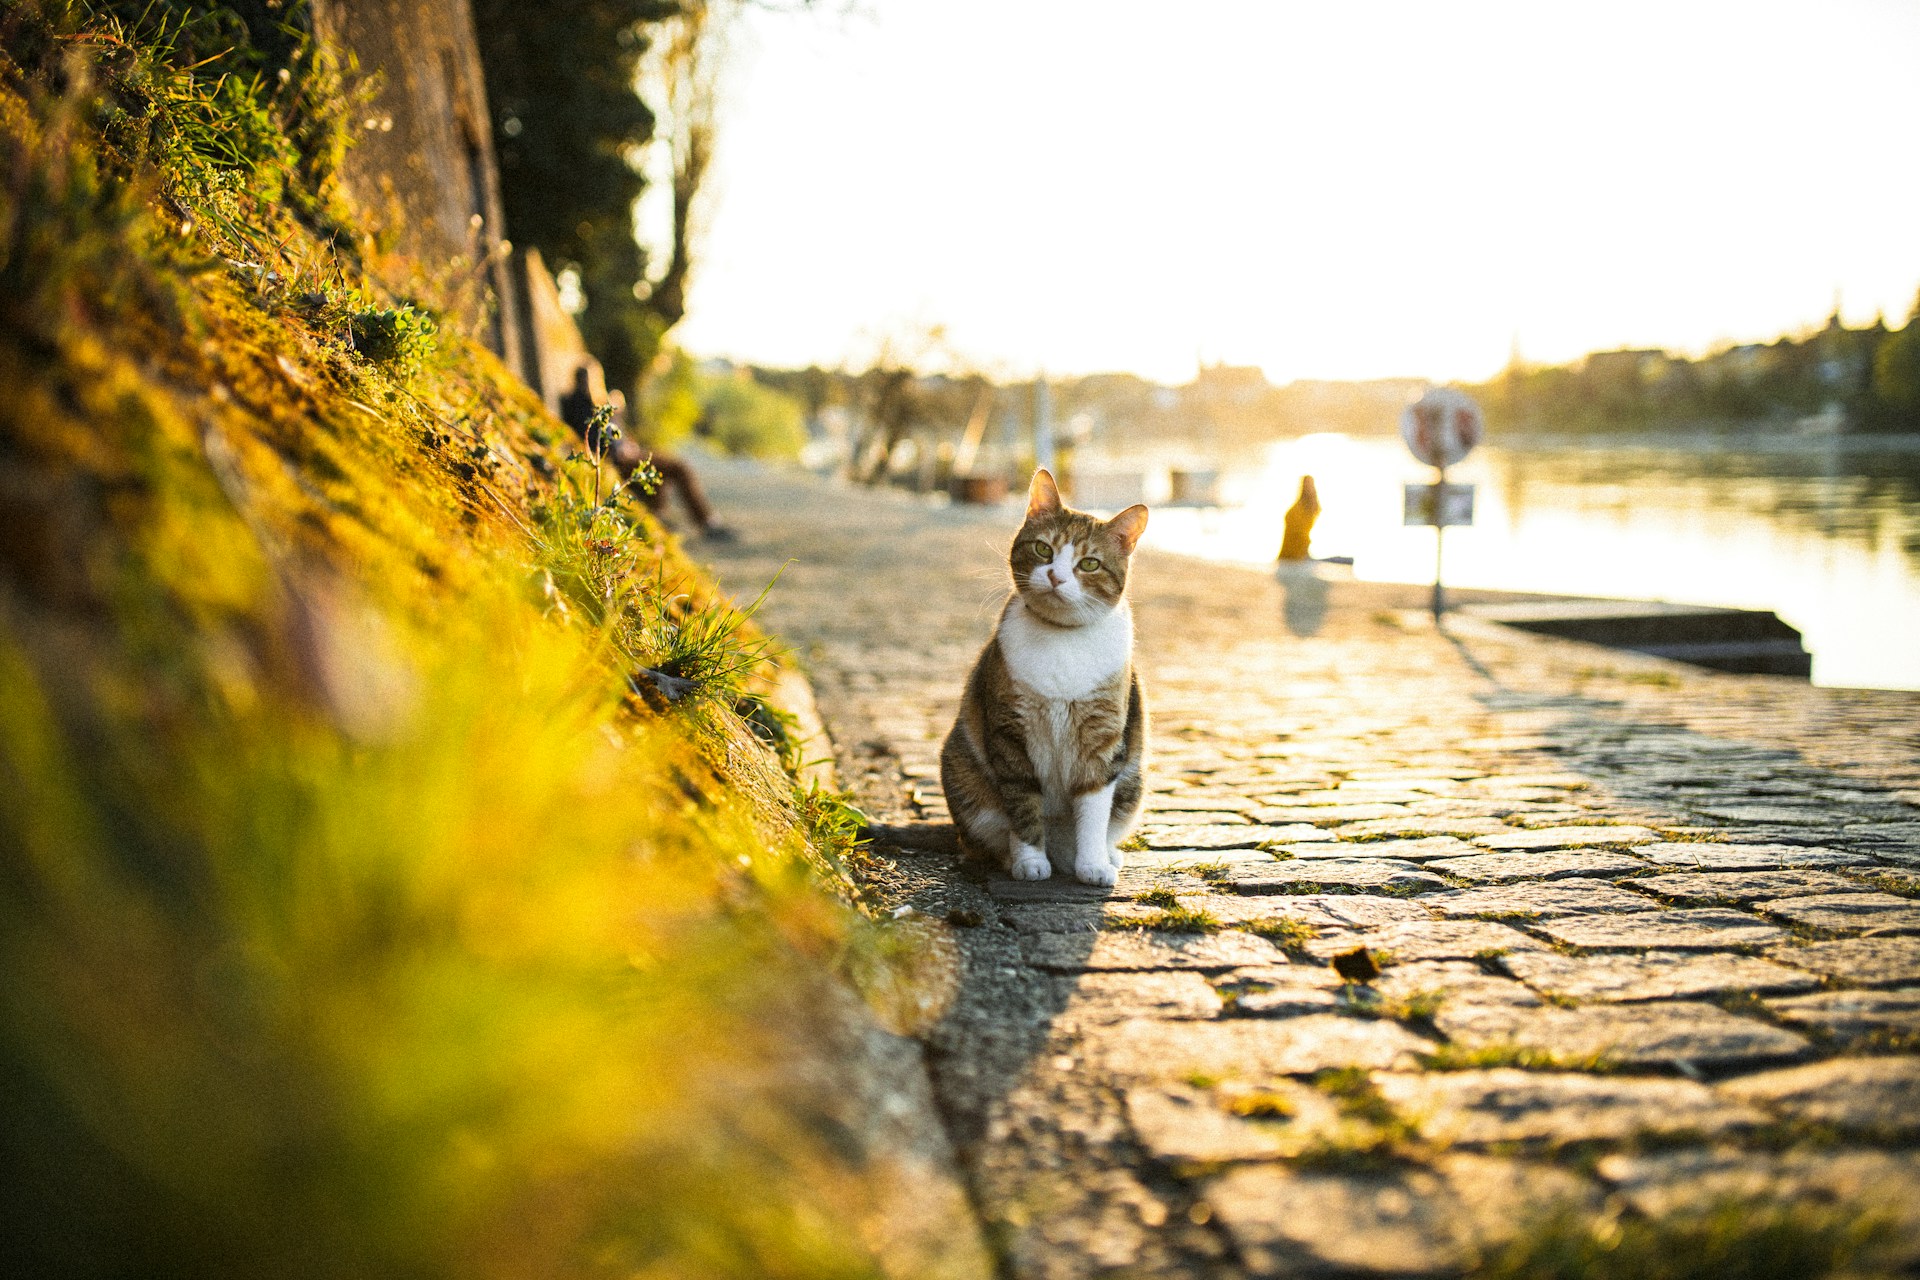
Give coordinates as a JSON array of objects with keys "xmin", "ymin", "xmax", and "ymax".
[{"xmin": 1465, "ymin": 295, "xmax": 1920, "ymax": 436}]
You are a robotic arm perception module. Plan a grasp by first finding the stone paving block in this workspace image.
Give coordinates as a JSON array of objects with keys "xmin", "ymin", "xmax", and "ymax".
[
  {"xmin": 1426, "ymin": 848, "xmax": 1649, "ymax": 884},
  {"xmin": 1426, "ymin": 879, "xmax": 1661, "ymax": 919},
  {"xmin": 1333, "ymin": 816, "xmax": 1510, "ymax": 841},
  {"xmin": 1280, "ymin": 835, "xmax": 1478, "ymax": 862},
  {"xmin": 1136, "ymin": 892, "xmax": 1309, "ymax": 931},
  {"xmin": 1281, "ymin": 787, "xmax": 1439, "ymax": 807},
  {"xmin": 1373, "ymin": 1068, "xmax": 1765, "ymax": 1146},
  {"xmin": 1230, "ymin": 983, "xmax": 1350, "ymax": 1017},
  {"xmin": 1435, "ymin": 1001, "xmax": 1812, "ymax": 1069},
  {"xmin": 1124, "ymin": 1081, "xmax": 1347, "ymax": 1163},
  {"xmin": 1128, "ymin": 846, "xmax": 1279, "ymax": 872},
  {"xmin": 997, "ymin": 905, "xmax": 1112, "ymax": 934},
  {"xmin": 1095, "ymin": 1014, "xmax": 1436, "ymax": 1081},
  {"xmin": 1143, "ymin": 796, "xmax": 1254, "ymax": 814},
  {"xmin": 1635, "ymin": 869, "xmax": 1873, "ymax": 904},
  {"xmin": 1502, "ymin": 949, "xmax": 1819, "ymax": 1002},
  {"xmin": 1229, "ymin": 859, "xmax": 1450, "ymax": 896},
  {"xmin": 1205, "ymin": 1155, "xmax": 1600, "ymax": 1279},
  {"xmin": 1144, "ymin": 808, "xmax": 1251, "ymax": 825},
  {"xmin": 1536, "ymin": 907, "xmax": 1787, "ymax": 951},
  {"xmin": 1767, "ymin": 937, "xmax": 1920, "ymax": 987},
  {"xmin": 1472, "ymin": 824, "xmax": 1657, "ymax": 850},
  {"xmin": 983, "ymin": 866, "xmax": 1210, "ymax": 903},
  {"xmin": 1764, "ymin": 988, "xmax": 1920, "ymax": 1045},
  {"xmin": 1369, "ymin": 960, "xmax": 1542, "ymax": 1010},
  {"xmin": 1718, "ymin": 1057, "xmax": 1920, "ymax": 1135},
  {"xmin": 1465, "ymin": 771, "xmax": 1593, "ymax": 791},
  {"xmin": 1139, "ymin": 823, "xmax": 1332, "ymax": 850},
  {"xmin": 1304, "ymin": 919, "xmax": 1548, "ymax": 964},
  {"xmin": 1213, "ymin": 894, "xmax": 1432, "ymax": 932},
  {"xmin": 1019, "ymin": 929, "xmax": 1282, "ymax": 973},
  {"xmin": 1249, "ymin": 803, "xmax": 1412, "ymax": 826},
  {"xmin": 1055, "ymin": 971, "xmax": 1224, "ymax": 1023},
  {"xmin": 1216, "ymin": 963, "xmax": 1350, "ymax": 1016},
  {"xmin": 1597, "ymin": 1148, "xmax": 1920, "ymax": 1266},
  {"xmin": 1692, "ymin": 802, "xmax": 1841, "ymax": 825},
  {"xmin": 1760, "ymin": 892, "xmax": 1920, "ymax": 935},
  {"xmin": 1636, "ymin": 841, "xmax": 1871, "ymax": 870}
]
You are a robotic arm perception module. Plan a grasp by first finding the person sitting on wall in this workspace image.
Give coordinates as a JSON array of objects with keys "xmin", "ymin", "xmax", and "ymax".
[
  {"xmin": 1277, "ymin": 475, "xmax": 1321, "ymax": 561},
  {"xmin": 558, "ymin": 366, "xmax": 731, "ymax": 540}
]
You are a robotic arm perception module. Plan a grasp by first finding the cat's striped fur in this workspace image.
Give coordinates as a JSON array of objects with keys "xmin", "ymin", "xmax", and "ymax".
[{"xmin": 940, "ymin": 470, "xmax": 1149, "ymax": 887}]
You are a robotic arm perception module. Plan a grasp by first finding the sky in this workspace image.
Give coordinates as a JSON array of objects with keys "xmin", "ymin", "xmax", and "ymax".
[{"xmin": 671, "ymin": 0, "xmax": 1920, "ymax": 386}]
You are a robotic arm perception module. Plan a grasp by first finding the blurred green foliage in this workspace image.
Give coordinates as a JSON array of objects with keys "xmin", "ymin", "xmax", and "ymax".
[
  {"xmin": 1478, "ymin": 1199, "xmax": 1898, "ymax": 1280},
  {"xmin": 701, "ymin": 369, "xmax": 809, "ymax": 459},
  {"xmin": 471, "ymin": 0, "xmax": 680, "ymax": 402},
  {"xmin": 644, "ymin": 345, "xmax": 707, "ymax": 449}
]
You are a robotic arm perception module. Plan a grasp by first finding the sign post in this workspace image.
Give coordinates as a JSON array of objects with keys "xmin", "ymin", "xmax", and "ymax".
[{"xmin": 1399, "ymin": 388, "xmax": 1484, "ymax": 623}]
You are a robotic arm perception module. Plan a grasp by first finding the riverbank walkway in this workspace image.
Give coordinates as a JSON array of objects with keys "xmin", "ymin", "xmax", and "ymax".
[{"xmin": 698, "ymin": 458, "xmax": 1920, "ymax": 1280}]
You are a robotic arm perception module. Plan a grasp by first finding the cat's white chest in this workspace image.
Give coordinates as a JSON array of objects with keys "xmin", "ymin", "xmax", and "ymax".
[{"xmin": 997, "ymin": 598, "xmax": 1131, "ymax": 701}]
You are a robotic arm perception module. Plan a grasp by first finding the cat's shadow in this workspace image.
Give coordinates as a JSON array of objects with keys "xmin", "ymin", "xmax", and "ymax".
[{"xmin": 860, "ymin": 817, "xmax": 1118, "ymax": 1171}]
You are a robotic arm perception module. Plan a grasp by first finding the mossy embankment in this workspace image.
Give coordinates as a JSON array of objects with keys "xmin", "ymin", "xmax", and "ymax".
[{"xmin": 0, "ymin": 5, "xmax": 983, "ymax": 1277}]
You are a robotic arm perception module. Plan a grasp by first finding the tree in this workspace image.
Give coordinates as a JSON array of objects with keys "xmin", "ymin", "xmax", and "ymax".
[
  {"xmin": 472, "ymin": 0, "xmax": 721, "ymax": 405},
  {"xmin": 1873, "ymin": 292, "xmax": 1920, "ymax": 431}
]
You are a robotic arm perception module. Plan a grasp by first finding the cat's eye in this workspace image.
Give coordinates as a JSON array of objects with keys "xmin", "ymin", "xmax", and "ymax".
[
  {"xmin": 1077, "ymin": 556, "xmax": 1101, "ymax": 573},
  {"xmin": 1028, "ymin": 539, "xmax": 1053, "ymax": 558}
]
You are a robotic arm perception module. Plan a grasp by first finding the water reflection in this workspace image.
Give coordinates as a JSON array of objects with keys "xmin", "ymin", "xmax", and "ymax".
[
  {"xmin": 1274, "ymin": 561, "xmax": 1334, "ymax": 636},
  {"xmin": 1133, "ymin": 434, "xmax": 1920, "ymax": 690}
]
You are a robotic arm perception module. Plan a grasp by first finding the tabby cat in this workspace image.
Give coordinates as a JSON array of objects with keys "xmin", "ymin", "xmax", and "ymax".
[{"xmin": 940, "ymin": 470, "xmax": 1149, "ymax": 887}]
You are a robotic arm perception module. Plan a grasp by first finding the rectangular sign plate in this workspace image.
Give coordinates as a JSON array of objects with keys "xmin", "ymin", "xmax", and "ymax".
[{"xmin": 1404, "ymin": 482, "xmax": 1476, "ymax": 527}]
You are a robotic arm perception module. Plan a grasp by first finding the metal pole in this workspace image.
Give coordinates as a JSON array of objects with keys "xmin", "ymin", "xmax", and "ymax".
[
  {"xmin": 1431, "ymin": 463, "xmax": 1446, "ymax": 623},
  {"xmin": 1033, "ymin": 376, "xmax": 1055, "ymax": 477}
]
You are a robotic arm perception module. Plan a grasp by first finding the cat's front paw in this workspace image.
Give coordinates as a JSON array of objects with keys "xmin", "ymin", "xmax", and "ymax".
[
  {"xmin": 1073, "ymin": 855, "xmax": 1118, "ymax": 888},
  {"xmin": 1010, "ymin": 843, "xmax": 1052, "ymax": 880}
]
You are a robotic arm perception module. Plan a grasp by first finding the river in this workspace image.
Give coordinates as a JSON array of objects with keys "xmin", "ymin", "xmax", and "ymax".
[{"xmin": 1122, "ymin": 433, "xmax": 1920, "ymax": 691}]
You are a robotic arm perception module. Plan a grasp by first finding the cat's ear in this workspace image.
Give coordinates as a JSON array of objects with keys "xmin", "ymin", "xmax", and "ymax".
[
  {"xmin": 1105, "ymin": 504, "xmax": 1149, "ymax": 553},
  {"xmin": 1026, "ymin": 469, "xmax": 1061, "ymax": 517}
]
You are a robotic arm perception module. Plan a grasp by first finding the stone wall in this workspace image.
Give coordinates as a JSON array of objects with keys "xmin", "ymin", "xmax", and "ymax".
[
  {"xmin": 309, "ymin": 0, "xmax": 523, "ymax": 373},
  {"xmin": 512, "ymin": 247, "xmax": 603, "ymax": 415}
]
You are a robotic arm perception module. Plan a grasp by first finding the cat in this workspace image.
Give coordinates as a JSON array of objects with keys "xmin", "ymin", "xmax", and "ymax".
[{"xmin": 940, "ymin": 469, "xmax": 1149, "ymax": 887}]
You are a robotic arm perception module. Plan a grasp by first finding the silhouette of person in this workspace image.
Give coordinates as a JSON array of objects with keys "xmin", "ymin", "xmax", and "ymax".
[{"xmin": 1277, "ymin": 475, "xmax": 1321, "ymax": 561}]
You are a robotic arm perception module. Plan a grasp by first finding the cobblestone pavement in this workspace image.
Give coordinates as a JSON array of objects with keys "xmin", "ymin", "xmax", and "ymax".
[{"xmin": 696, "ymin": 459, "xmax": 1920, "ymax": 1279}]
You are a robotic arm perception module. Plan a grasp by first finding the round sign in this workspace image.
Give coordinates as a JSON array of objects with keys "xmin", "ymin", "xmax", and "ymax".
[{"xmin": 1400, "ymin": 388, "xmax": 1484, "ymax": 469}]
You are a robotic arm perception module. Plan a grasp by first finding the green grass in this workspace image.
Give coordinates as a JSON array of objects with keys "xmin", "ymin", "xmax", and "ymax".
[
  {"xmin": 1244, "ymin": 916, "xmax": 1319, "ymax": 949},
  {"xmin": 1349, "ymin": 987, "xmax": 1445, "ymax": 1022},
  {"xmin": 1476, "ymin": 1199, "xmax": 1898, "ymax": 1280},
  {"xmin": 1107, "ymin": 905, "xmax": 1221, "ymax": 934},
  {"xmin": 1418, "ymin": 1043, "xmax": 1616, "ymax": 1073},
  {"xmin": 1173, "ymin": 858, "xmax": 1234, "ymax": 881},
  {"xmin": 1225, "ymin": 1090, "xmax": 1297, "ymax": 1119},
  {"xmin": 1849, "ymin": 869, "xmax": 1920, "ymax": 898},
  {"xmin": 1287, "ymin": 1068, "xmax": 1421, "ymax": 1166}
]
